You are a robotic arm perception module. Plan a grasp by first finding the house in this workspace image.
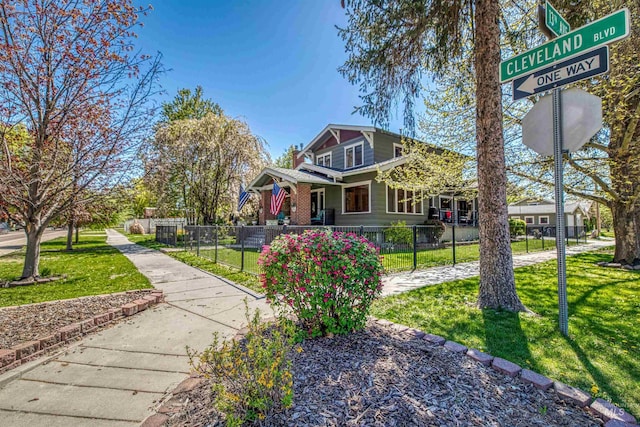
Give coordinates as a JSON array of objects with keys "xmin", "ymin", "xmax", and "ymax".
[
  {"xmin": 247, "ymin": 124, "xmax": 478, "ymax": 238},
  {"xmin": 508, "ymin": 198, "xmax": 591, "ymax": 236}
]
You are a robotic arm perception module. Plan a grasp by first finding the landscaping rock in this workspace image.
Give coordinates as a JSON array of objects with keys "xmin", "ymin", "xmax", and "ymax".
[
  {"xmin": 466, "ymin": 348, "xmax": 493, "ymax": 366},
  {"xmin": 554, "ymin": 381, "xmax": 592, "ymax": 407},
  {"xmin": 520, "ymin": 369, "xmax": 553, "ymax": 391},
  {"xmin": 443, "ymin": 340, "xmax": 468, "ymax": 353},
  {"xmin": 491, "ymin": 357, "xmax": 522, "ymax": 377},
  {"xmin": 422, "ymin": 333, "xmax": 446, "ymax": 345},
  {"xmin": 0, "ymin": 291, "xmax": 151, "ymax": 349},
  {"xmin": 590, "ymin": 398, "xmax": 637, "ymax": 424}
]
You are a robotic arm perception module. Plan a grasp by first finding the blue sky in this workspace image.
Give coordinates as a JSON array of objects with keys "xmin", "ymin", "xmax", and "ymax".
[{"xmin": 135, "ymin": 1, "xmax": 403, "ymax": 159}]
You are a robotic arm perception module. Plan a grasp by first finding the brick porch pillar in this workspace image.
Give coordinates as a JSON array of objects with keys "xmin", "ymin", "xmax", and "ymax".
[
  {"xmin": 259, "ymin": 190, "xmax": 276, "ymax": 224},
  {"xmin": 292, "ymin": 184, "xmax": 311, "ymax": 225}
]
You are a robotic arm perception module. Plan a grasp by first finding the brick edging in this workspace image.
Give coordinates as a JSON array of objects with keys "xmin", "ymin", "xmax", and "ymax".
[
  {"xmin": 0, "ymin": 289, "xmax": 165, "ymax": 375},
  {"xmin": 371, "ymin": 317, "xmax": 637, "ymax": 426}
]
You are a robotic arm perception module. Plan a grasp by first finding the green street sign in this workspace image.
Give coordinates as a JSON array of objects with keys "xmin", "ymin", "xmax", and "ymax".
[
  {"xmin": 545, "ymin": 1, "xmax": 570, "ymax": 37},
  {"xmin": 501, "ymin": 7, "xmax": 629, "ymax": 83}
]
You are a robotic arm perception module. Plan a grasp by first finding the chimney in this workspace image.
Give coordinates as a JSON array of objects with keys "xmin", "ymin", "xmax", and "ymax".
[{"xmin": 292, "ymin": 144, "xmax": 305, "ymax": 169}]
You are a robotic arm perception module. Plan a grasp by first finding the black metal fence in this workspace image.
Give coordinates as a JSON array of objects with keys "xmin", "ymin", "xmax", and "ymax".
[{"xmin": 161, "ymin": 224, "xmax": 588, "ymax": 275}]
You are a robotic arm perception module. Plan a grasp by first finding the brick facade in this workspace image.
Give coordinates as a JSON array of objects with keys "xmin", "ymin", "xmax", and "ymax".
[{"xmin": 292, "ymin": 183, "xmax": 311, "ymax": 225}]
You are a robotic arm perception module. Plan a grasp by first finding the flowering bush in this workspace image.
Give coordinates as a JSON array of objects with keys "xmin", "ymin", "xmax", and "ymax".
[
  {"xmin": 189, "ymin": 305, "xmax": 295, "ymax": 426},
  {"xmin": 259, "ymin": 230, "xmax": 384, "ymax": 337}
]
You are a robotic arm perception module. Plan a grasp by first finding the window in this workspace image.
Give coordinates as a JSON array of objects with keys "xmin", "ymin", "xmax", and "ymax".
[
  {"xmin": 440, "ymin": 197, "xmax": 452, "ymax": 210},
  {"xmin": 386, "ymin": 186, "xmax": 423, "ymax": 214},
  {"xmin": 393, "ymin": 143, "xmax": 403, "ymax": 158},
  {"xmin": 345, "ymin": 142, "xmax": 364, "ymax": 169},
  {"xmin": 316, "ymin": 153, "xmax": 331, "ymax": 167},
  {"xmin": 343, "ymin": 182, "xmax": 370, "ymax": 214},
  {"xmin": 539, "ymin": 216, "xmax": 549, "ymax": 224},
  {"xmin": 524, "ymin": 216, "xmax": 534, "ymax": 225}
]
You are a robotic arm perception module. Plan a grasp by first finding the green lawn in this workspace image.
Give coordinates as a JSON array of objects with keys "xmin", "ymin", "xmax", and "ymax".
[
  {"xmin": 371, "ymin": 248, "xmax": 639, "ymax": 418},
  {"xmin": 0, "ymin": 232, "xmax": 151, "ymax": 307},
  {"xmin": 382, "ymin": 237, "xmax": 583, "ymax": 272},
  {"xmin": 123, "ymin": 232, "xmax": 263, "ymax": 294}
]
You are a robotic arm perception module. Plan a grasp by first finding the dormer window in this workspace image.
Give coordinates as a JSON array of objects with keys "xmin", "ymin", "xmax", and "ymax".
[
  {"xmin": 393, "ymin": 143, "xmax": 403, "ymax": 158},
  {"xmin": 316, "ymin": 153, "xmax": 331, "ymax": 168},
  {"xmin": 345, "ymin": 142, "xmax": 364, "ymax": 169}
]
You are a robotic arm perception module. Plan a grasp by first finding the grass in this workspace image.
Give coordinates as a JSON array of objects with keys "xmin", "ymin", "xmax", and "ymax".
[
  {"xmin": 0, "ymin": 232, "xmax": 151, "ymax": 307},
  {"xmin": 123, "ymin": 232, "xmax": 263, "ymax": 294},
  {"xmin": 382, "ymin": 237, "xmax": 584, "ymax": 272},
  {"xmin": 371, "ymin": 248, "xmax": 639, "ymax": 418}
]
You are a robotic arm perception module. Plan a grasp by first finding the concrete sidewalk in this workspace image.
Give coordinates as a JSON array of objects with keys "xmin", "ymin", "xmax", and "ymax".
[
  {"xmin": 0, "ymin": 230, "xmax": 269, "ymax": 426},
  {"xmin": 382, "ymin": 238, "xmax": 615, "ymax": 296}
]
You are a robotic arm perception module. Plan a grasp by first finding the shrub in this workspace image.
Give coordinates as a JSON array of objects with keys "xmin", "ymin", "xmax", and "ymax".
[
  {"xmin": 384, "ymin": 220, "xmax": 412, "ymax": 245},
  {"xmin": 188, "ymin": 306, "xmax": 295, "ymax": 426},
  {"xmin": 509, "ymin": 218, "xmax": 526, "ymax": 238},
  {"xmin": 129, "ymin": 222, "xmax": 144, "ymax": 234},
  {"xmin": 259, "ymin": 230, "xmax": 383, "ymax": 337},
  {"xmin": 423, "ymin": 219, "xmax": 446, "ymax": 243}
]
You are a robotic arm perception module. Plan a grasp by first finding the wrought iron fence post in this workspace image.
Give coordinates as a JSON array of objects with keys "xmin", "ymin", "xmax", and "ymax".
[
  {"xmin": 359, "ymin": 225, "xmax": 364, "ymax": 237},
  {"xmin": 196, "ymin": 225, "xmax": 201, "ymax": 257},
  {"xmin": 412, "ymin": 225, "xmax": 417, "ymax": 270},
  {"xmin": 525, "ymin": 228, "xmax": 529, "ymax": 253},
  {"xmin": 214, "ymin": 225, "xmax": 218, "ymax": 264},
  {"xmin": 452, "ymin": 225, "xmax": 456, "ymax": 265},
  {"xmin": 240, "ymin": 225, "xmax": 245, "ymax": 272},
  {"xmin": 542, "ymin": 230, "xmax": 545, "ymax": 250}
]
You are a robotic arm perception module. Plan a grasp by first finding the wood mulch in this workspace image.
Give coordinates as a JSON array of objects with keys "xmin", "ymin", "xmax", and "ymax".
[
  {"xmin": 165, "ymin": 321, "xmax": 604, "ymax": 426},
  {"xmin": 0, "ymin": 291, "xmax": 151, "ymax": 349}
]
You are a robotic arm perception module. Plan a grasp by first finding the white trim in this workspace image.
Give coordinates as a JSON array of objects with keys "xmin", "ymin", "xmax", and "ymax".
[
  {"xmin": 512, "ymin": 215, "xmax": 521, "ymax": 219},
  {"xmin": 310, "ymin": 188, "xmax": 325, "ymax": 217},
  {"xmin": 524, "ymin": 216, "xmax": 535, "ymax": 225},
  {"xmin": 342, "ymin": 180, "xmax": 371, "ymax": 215},
  {"xmin": 297, "ymin": 124, "xmax": 377, "ymax": 159},
  {"xmin": 296, "ymin": 163, "xmax": 343, "ymax": 180},
  {"xmin": 385, "ymin": 185, "xmax": 424, "ymax": 215},
  {"xmin": 393, "ymin": 143, "xmax": 404, "ymax": 158},
  {"xmin": 539, "ymin": 215, "xmax": 550, "ymax": 225},
  {"xmin": 316, "ymin": 152, "xmax": 332, "ymax": 168},
  {"xmin": 362, "ymin": 131, "xmax": 374, "ymax": 149},
  {"xmin": 344, "ymin": 141, "xmax": 365, "ymax": 169}
]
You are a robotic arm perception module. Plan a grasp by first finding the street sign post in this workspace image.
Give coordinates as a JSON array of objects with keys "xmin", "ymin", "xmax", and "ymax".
[
  {"xmin": 500, "ymin": 7, "xmax": 629, "ymax": 83},
  {"xmin": 512, "ymin": 46, "xmax": 609, "ymax": 101},
  {"xmin": 502, "ymin": 7, "xmax": 630, "ymax": 336},
  {"xmin": 545, "ymin": 1, "xmax": 570, "ymax": 37}
]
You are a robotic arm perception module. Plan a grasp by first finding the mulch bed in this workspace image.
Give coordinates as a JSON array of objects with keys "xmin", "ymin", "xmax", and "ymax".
[
  {"xmin": 165, "ymin": 321, "xmax": 603, "ymax": 426},
  {"xmin": 0, "ymin": 291, "xmax": 152, "ymax": 349}
]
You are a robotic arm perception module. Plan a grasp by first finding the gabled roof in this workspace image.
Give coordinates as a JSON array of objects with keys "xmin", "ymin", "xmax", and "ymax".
[
  {"xmin": 296, "ymin": 124, "xmax": 378, "ymax": 159},
  {"xmin": 247, "ymin": 167, "xmax": 336, "ymax": 191},
  {"xmin": 508, "ymin": 201, "xmax": 588, "ymax": 216}
]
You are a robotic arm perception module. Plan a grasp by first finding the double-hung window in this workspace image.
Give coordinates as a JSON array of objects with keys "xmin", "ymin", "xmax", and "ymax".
[
  {"xmin": 316, "ymin": 153, "xmax": 331, "ymax": 167},
  {"xmin": 344, "ymin": 142, "xmax": 364, "ymax": 169}
]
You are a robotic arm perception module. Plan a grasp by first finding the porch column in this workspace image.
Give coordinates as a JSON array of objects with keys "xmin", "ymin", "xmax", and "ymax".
[
  {"xmin": 259, "ymin": 190, "xmax": 276, "ymax": 224},
  {"xmin": 292, "ymin": 183, "xmax": 311, "ymax": 225}
]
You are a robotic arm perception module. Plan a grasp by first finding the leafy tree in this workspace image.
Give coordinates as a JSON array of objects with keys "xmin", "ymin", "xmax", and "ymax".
[
  {"xmin": 273, "ymin": 145, "xmax": 296, "ymax": 169},
  {"xmin": 339, "ymin": 0, "xmax": 525, "ymax": 311},
  {"xmin": 0, "ymin": 0, "xmax": 161, "ymax": 280},
  {"xmin": 421, "ymin": 0, "xmax": 640, "ymax": 265},
  {"xmin": 160, "ymin": 86, "xmax": 223, "ymax": 122},
  {"xmin": 148, "ymin": 113, "xmax": 269, "ymax": 225}
]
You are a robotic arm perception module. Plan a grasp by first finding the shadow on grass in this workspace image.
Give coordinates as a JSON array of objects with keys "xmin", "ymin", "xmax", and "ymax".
[{"xmin": 482, "ymin": 309, "xmax": 538, "ymax": 372}]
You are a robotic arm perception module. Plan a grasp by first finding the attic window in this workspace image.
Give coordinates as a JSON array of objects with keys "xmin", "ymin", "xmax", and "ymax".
[
  {"xmin": 316, "ymin": 153, "xmax": 331, "ymax": 168},
  {"xmin": 345, "ymin": 142, "xmax": 364, "ymax": 169}
]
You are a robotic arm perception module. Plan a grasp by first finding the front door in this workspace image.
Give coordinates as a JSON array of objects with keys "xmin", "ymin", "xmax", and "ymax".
[{"xmin": 310, "ymin": 189, "xmax": 325, "ymax": 219}]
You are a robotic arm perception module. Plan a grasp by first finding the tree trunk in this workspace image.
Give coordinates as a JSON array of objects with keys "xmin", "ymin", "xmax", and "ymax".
[
  {"xmin": 21, "ymin": 224, "xmax": 46, "ymax": 279},
  {"xmin": 474, "ymin": 0, "xmax": 525, "ymax": 311},
  {"xmin": 66, "ymin": 220, "xmax": 74, "ymax": 251},
  {"xmin": 611, "ymin": 201, "xmax": 640, "ymax": 265},
  {"xmin": 75, "ymin": 225, "xmax": 79, "ymax": 244}
]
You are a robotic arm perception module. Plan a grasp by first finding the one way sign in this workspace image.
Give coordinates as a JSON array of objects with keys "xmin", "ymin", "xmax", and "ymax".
[{"xmin": 512, "ymin": 46, "xmax": 609, "ymax": 101}]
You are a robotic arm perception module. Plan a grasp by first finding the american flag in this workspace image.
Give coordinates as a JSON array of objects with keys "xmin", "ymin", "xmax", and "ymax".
[
  {"xmin": 270, "ymin": 182, "xmax": 287, "ymax": 215},
  {"xmin": 238, "ymin": 184, "xmax": 250, "ymax": 212}
]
